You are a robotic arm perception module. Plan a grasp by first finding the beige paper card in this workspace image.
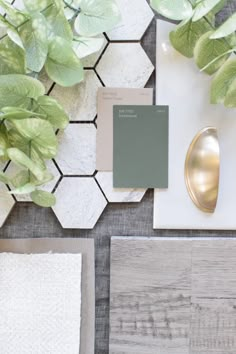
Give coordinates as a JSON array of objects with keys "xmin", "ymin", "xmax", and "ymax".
[{"xmin": 96, "ymin": 87, "xmax": 153, "ymax": 171}]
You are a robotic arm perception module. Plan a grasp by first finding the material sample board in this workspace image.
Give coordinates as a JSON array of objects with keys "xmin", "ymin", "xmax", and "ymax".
[
  {"xmin": 113, "ymin": 105, "xmax": 168, "ymax": 188},
  {"xmin": 0, "ymin": 238, "xmax": 95, "ymax": 354},
  {"xmin": 154, "ymin": 20, "xmax": 236, "ymax": 229},
  {"xmin": 96, "ymin": 88, "xmax": 153, "ymax": 171},
  {"xmin": 110, "ymin": 237, "xmax": 236, "ymax": 354},
  {"xmin": 0, "ymin": 252, "xmax": 82, "ymax": 354}
]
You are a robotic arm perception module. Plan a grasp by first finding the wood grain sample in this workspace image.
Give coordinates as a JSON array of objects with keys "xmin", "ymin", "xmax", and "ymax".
[{"xmin": 109, "ymin": 238, "xmax": 236, "ymax": 354}]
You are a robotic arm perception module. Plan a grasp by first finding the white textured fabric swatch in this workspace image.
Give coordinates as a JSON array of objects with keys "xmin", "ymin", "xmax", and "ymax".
[{"xmin": 0, "ymin": 253, "xmax": 82, "ymax": 354}]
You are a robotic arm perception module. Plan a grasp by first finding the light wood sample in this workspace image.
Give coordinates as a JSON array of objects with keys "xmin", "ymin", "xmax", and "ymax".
[{"xmin": 110, "ymin": 238, "xmax": 236, "ymax": 354}]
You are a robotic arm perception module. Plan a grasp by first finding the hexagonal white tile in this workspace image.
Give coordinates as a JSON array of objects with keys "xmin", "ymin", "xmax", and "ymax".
[
  {"xmin": 107, "ymin": 0, "xmax": 154, "ymax": 41},
  {"xmin": 0, "ymin": 184, "xmax": 15, "ymax": 227},
  {"xmin": 50, "ymin": 70, "xmax": 102, "ymax": 122},
  {"xmin": 96, "ymin": 43, "xmax": 154, "ymax": 88},
  {"xmin": 5, "ymin": 160, "xmax": 61, "ymax": 202},
  {"xmin": 56, "ymin": 123, "xmax": 96, "ymax": 175},
  {"xmin": 82, "ymin": 35, "xmax": 108, "ymax": 68},
  {"xmin": 96, "ymin": 172, "xmax": 146, "ymax": 203},
  {"xmin": 52, "ymin": 177, "xmax": 107, "ymax": 229}
]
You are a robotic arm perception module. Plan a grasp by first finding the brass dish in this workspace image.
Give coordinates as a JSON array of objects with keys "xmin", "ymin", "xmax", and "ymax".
[{"xmin": 185, "ymin": 127, "xmax": 220, "ymax": 213}]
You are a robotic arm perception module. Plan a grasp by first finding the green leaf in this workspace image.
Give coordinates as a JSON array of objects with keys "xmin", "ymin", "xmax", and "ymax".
[
  {"xmin": 150, "ymin": 0, "xmax": 193, "ymax": 21},
  {"xmin": 210, "ymin": 59, "xmax": 236, "ymax": 103},
  {"xmin": 169, "ymin": 16, "xmax": 214, "ymax": 58},
  {"xmin": 0, "ymin": 14, "xmax": 24, "ymax": 49},
  {"xmin": 74, "ymin": 0, "xmax": 121, "ymax": 36},
  {"xmin": 19, "ymin": 13, "xmax": 48, "ymax": 72},
  {"xmin": 193, "ymin": 0, "xmax": 221, "ymax": 21},
  {"xmin": 0, "ymin": 0, "xmax": 27, "ymax": 26},
  {"xmin": 35, "ymin": 96, "xmax": 69, "ymax": 129},
  {"xmin": 0, "ymin": 107, "xmax": 46, "ymax": 120},
  {"xmin": 0, "ymin": 170, "xmax": 9, "ymax": 184},
  {"xmin": 44, "ymin": 4, "xmax": 73, "ymax": 41},
  {"xmin": 210, "ymin": 13, "xmax": 236, "ymax": 39},
  {"xmin": 194, "ymin": 31, "xmax": 232, "ymax": 75},
  {"xmin": 11, "ymin": 170, "xmax": 29, "ymax": 188},
  {"xmin": 23, "ymin": 0, "xmax": 54, "ymax": 12},
  {"xmin": 7, "ymin": 148, "xmax": 45, "ymax": 181},
  {"xmin": 45, "ymin": 36, "xmax": 84, "ymax": 87},
  {"xmin": 0, "ymin": 36, "xmax": 26, "ymax": 75},
  {"xmin": 224, "ymin": 79, "xmax": 236, "ymax": 107},
  {"xmin": 10, "ymin": 182, "xmax": 36, "ymax": 195},
  {"xmin": 0, "ymin": 75, "xmax": 45, "ymax": 109},
  {"xmin": 30, "ymin": 190, "xmax": 56, "ymax": 207},
  {"xmin": 72, "ymin": 36, "xmax": 104, "ymax": 59},
  {"xmin": 11, "ymin": 118, "xmax": 58, "ymax": 158}
]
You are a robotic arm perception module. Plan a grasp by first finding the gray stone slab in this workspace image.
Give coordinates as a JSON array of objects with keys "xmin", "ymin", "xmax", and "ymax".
[{"xmin": 0, "ymin": 238, "xmax": 95, "ymax": 354}]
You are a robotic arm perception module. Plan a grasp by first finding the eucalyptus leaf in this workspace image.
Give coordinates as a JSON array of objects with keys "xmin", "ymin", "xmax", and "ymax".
[
  {"xmin": 7, "ymin": 148, "xmax": 45, "ymax": 181},
  {"xmin": 193, "ymin": 0, "xmax": 223, "ymax": 22},
  {"xmin": 0, "ymin": 75, "xmax": 45, "ymax": 109},
  {"xmin": 23, "ymin": 0, "xmax": 54, "ymax": 12},
  {"xmin": 11, "ymin": 169, "xmax": 29, "ymax": 188},
  {"xmin": 210, "ymin": 13, "xmax": 236, "ymax": 39},
  {"xmin": 45, "ymin": 36, "xmax": 84, "ymax": 87},
  {"xmin": 0, "ymin": 0, "xmax": 27, "ymax": 26},
  {"xmin": 10, "ymin": 182, "xmax": 36, "ymax": 195},
  {"xmin": 170, "ymin": 16, "xmax": 214, "ymax": 58},
  {"xmin": 19, "ymin": 13, "xmax": 48, "ymax": 72},
  {"xmin": 194, "ymin": 31, "xmax": 232, "ymax": 75},
  {"xmin": 224, "ymin": 79, "xmax": 236, "ymax": 107},
  {"xmin": 74, "ymin": 0, "xmax": 121, "ymax": 36},
  {"xmin": 72, "ymin": 36, "xmax": 104, "ymax": 59},
  {"xmin": 30, "ymin": 189, "xmax": 56, "ymax": 207},
  {"xmin": 35, "ymin": 96, "xmax": 69, "ymax": 129},
  {"xmin": 1, "ymin": 107, "xmax": 46, "ymax": 120},
  {"xmin": 0, "ymin": 36, "xmax": 26, "ymax": 75},
  {"xmin": 11, "ymin": 118, "xmax": 58, "ymax": 158},
  {"xmin": 150, "ymin": 0, "xmax": 193, "ymax": 20},
  {"xmin": 44, "ymin": 4, "xmax": 73, "ymax": 41},
  {"xmin": 210, "ymin": 59, "xmax": 236, "ymax": 103},
  {"xmin": 0, "ymin": 170, "xmax": 9, "ymax": 184},
  {"xmin": 0, "ymin": 14, "xmax": 24, "ymax": 49}
]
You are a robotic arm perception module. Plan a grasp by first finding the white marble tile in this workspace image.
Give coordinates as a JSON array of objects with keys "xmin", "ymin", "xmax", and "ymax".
[
  {"xmin": 96, "ymin": 172, "xmax": 146, "ymax": 203},
  {"xmin": 52, "ymin": 177, "xmax": 107, "ymax": 229},
  {"xmin": 96, "ymin": 43, "xmax": 154, "ymax": 88},
  {"xmin": 50, "ymin": 70, "xmax": 102, "ymax": 122},
  {"xmin": 56, "ymin": 123, "xmax": 96, "ymax": 175},
  {"xmin": 0, "ymin": 184, "xmax": 15, "ymax": 227},
  {"xmin": 5, "ymin": 160, "xmax": 61, "ymax": 202},
  {"xmin": 82, "ymin": 34, "xmax": 108, "ymax": 68},
  {"xmin": 107, "ymin": 0, "xmax": 154, "ymax": 41}
]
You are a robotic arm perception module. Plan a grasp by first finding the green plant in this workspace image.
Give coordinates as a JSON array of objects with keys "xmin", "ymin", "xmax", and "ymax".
[
  {"xmin": 150, "ymin": 0, "xmax": 236, "ymax": 108},
  {"xmin": 0, "ymin": 0, "xmax": 120, "ymax": 207}
]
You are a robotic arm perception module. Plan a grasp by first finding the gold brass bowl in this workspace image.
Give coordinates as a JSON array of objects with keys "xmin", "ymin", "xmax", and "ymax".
[{"xmin": 185, "ymin": 127, "xmax": 220, "ymax": 213}]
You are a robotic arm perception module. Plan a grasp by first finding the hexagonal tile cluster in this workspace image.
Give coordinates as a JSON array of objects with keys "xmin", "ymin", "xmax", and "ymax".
[{"xmin": 0, "ymin": 0, "xmax": 154, "ymax": 229}]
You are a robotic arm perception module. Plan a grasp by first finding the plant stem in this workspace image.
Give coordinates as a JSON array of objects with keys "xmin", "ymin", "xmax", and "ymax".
[
  {"xmin": 200, "ymin": 48, "xmax": 235, "ymax": 72},
  {"xmin": 63, "ymin": 0, "xmax": 78, "ymax": 12}
]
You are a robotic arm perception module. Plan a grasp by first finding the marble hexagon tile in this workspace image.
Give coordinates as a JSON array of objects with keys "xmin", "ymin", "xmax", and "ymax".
[
  {"xmin": 0, "ymin": 184, "xmax": 15, "ymax": 227},
  {"xmin": 56, "ymin": 123, "xmax": 96, "ymax": 176},
  {"xmin": 107, "ymin": 0, "xmax": 154, "ymax": 41},
  {"xmin": 96, "ymin": 172, "xmax": 146, "ymax": 203},
  {"xmin": 96, "ymin": 43, "xmax": 154, "ymax": 88},
  {"xmin": 50, "ymin": 70, "xmax": 102, "ymax": 122},
  {"xmin": 52, "ymin": 177, "xmax": 107, "ymax": 229},
  {"xmin": 5, "ymin": 160, "xmax": 61, "ymax": 202}
]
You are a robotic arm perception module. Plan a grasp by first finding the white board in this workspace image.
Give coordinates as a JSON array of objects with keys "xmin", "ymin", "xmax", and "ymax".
[{"xmin": 154, "ymin": 20, "xmax": 236, "ymax": 230}]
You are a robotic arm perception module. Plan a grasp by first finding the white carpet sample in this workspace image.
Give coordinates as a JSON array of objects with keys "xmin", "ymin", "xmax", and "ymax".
[{"xmin": 0, "ymin": 253, "xmax": 82, "ymax": 354}]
